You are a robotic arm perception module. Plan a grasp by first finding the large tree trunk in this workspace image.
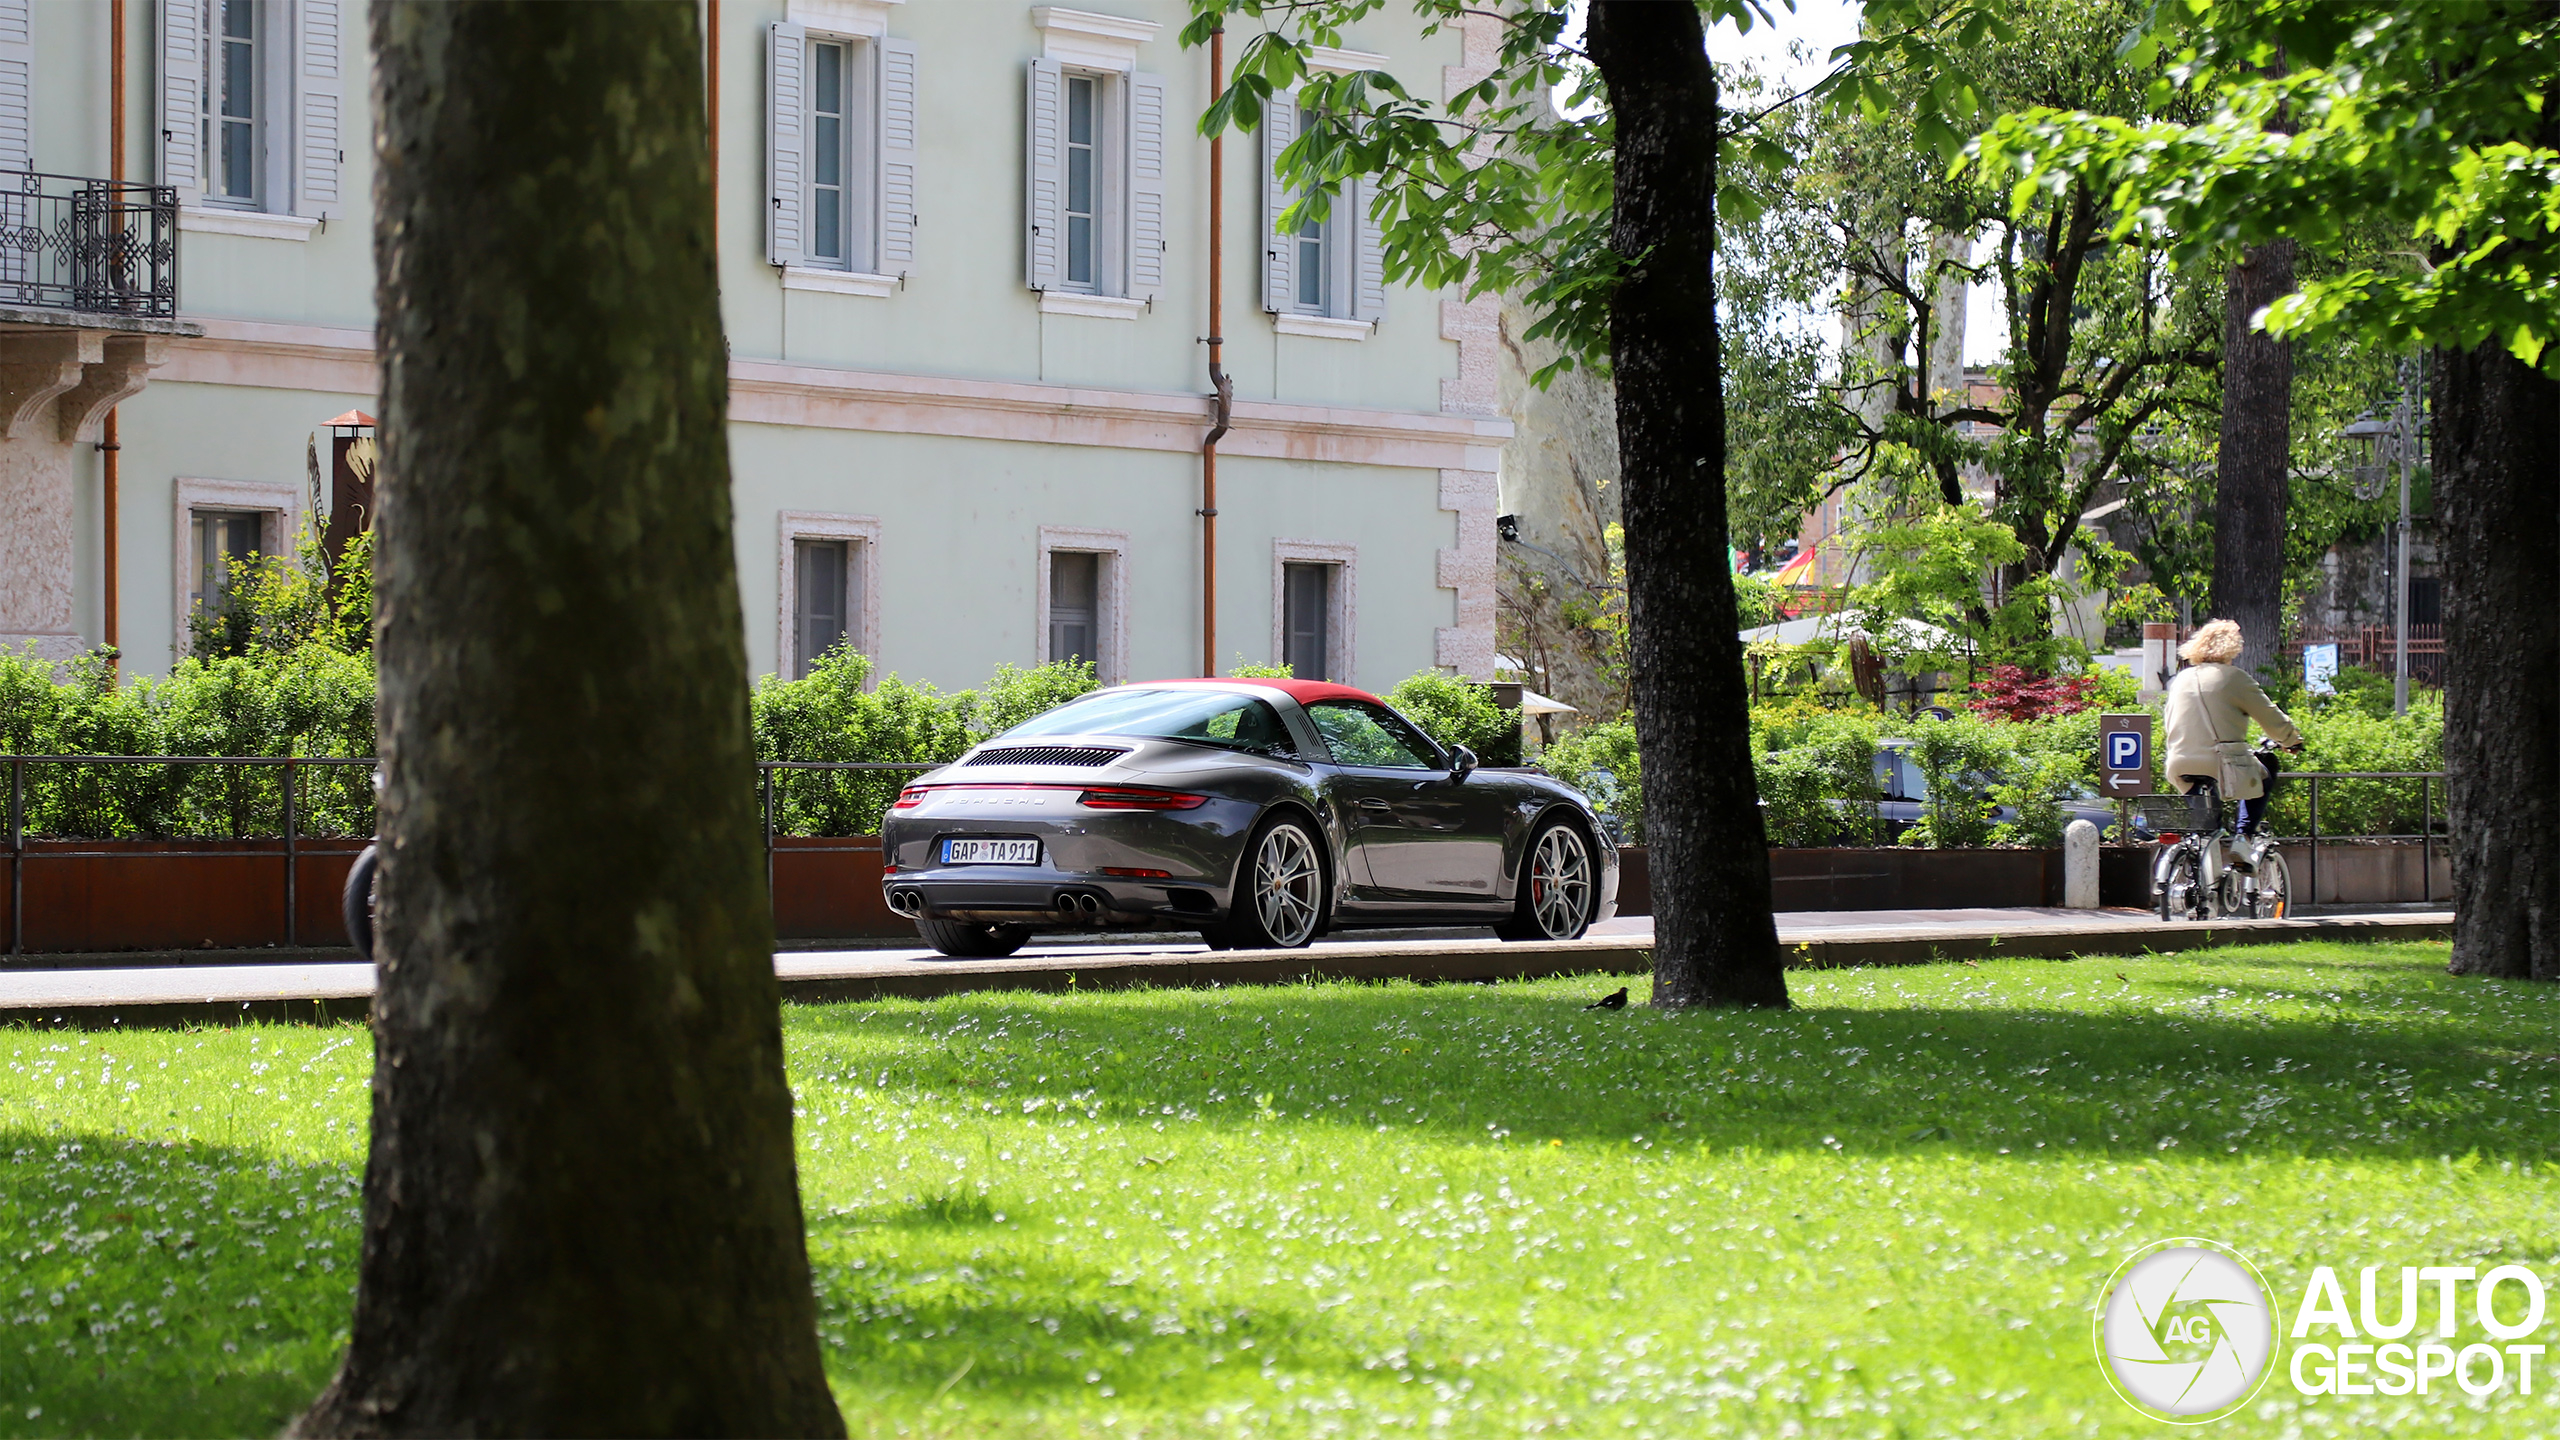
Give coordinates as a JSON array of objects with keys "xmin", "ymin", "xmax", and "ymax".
[
  {"xmin": 2436, "ymin": 344, "xmax": 2560, "ymax": 983},
  {"xmin": 295, "ymin": 5, "xmax": 846, "ymax": 1434},
  {"xmin": 2208, "ymin": 239, "xmax": 2296, "ymax": 675},
  {"xmin": 1587, "ymin": 1, "xmax": 1786, "ymax": 1010}
]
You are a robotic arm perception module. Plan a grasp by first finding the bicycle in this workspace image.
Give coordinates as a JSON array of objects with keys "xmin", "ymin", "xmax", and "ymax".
[{"xmin": 2139, "ymin": 745, "xmax": 2295, "ymax": 922}]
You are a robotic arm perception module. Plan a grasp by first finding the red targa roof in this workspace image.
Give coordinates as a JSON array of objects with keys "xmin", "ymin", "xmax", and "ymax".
[{"xmin": 1134, "ymin": 677, "xmax": 1384, "ymax": 707}]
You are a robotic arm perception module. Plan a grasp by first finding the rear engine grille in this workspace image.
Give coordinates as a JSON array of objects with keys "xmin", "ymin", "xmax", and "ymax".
[{"xmin": 966, "ymin": 746, "xmax": 1128, "ymax": 768}]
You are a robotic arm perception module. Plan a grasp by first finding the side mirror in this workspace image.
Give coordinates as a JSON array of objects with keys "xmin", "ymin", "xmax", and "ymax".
[{"xmin": 1448, "ymin": 744, "xmax": 1477, "ymax": 781}]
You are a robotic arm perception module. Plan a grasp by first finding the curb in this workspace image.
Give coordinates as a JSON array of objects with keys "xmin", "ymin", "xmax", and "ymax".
[{"xmin": 0, "ymin": 913, "xmax": 2454, "ymax": 1029}]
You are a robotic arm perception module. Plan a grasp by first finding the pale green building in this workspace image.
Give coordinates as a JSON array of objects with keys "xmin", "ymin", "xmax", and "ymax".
[{"xmin": 0, "ymin": 0, "xmax": 1509, "ymax": 693}]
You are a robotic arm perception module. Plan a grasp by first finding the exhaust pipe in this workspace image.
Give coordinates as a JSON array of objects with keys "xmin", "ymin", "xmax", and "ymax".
[
  {"xmin": 1054, "ymin": 890, "xmax": 1106, "ymax": 923},
  {"xmin": 886, "ymin": 887, "xmax": 925, "ymax": 919}
]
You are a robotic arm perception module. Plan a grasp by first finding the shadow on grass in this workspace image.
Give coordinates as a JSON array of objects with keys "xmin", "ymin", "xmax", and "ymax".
[
  {"xmin": 785, "ymin": 941, "xmax": 2560, "ymax": 1165},
  {"xmin": 0, "ymin": 1129, "xmax": 357, "ymax": 1440},
  {"xmin": 804, "ymin": 1194, "xmax": 1377, "ymax": 1416}
]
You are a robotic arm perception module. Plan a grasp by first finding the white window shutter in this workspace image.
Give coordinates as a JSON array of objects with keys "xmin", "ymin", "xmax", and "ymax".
[
  {"xmin": 295, "ymin": 0, "xmax": 342, "ymax": 216},
  {"xmin": 876, "ymin": 38, "xmax": 919, "ymax": 276},
  {"xmin": 766, "ymin": 23, "xmax": 807, "ymax": 267},
  {"xmin": 1023, "ymin": 58, "xmax": 1063, "ymax": 292},
  {"xmin": 158, "ymin": 0, "xmax": 203, "ymax": 197},
  {"xmin": 1259, "ymin": 93, "xmax": 1295, "ymax": 313},
  {"xmin": 1353, "ymin": 176, "xmax": 1386, "ymax": 322},
  {"xmin": 1128, "ymin": 71, "xmax": 1167, "ymax": 302},
  {"xmin": 0, "ymin": 0, "xmax": 30, "ymax": 177}
]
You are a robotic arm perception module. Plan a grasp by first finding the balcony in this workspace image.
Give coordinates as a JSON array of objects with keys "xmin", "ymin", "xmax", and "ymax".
[{"xmin": 0, "ymin": 170, "xmax": 178, "ymax": 319}]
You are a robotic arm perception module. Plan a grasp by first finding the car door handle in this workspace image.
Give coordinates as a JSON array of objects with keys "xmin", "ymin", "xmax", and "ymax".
[{"xmin": 1357, "ymin": 797, "xmax": 1394, "ymax": 812}]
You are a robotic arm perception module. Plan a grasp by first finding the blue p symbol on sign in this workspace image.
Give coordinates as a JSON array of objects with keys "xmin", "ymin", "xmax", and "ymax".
[{"xmin": 2106, "ymin": 731, "xmax": 2145, "ymax": 770}]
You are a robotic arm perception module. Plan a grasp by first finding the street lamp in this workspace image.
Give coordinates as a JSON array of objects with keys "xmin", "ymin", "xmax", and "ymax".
[{"xmin": 2340, "ymin": 359, "xmax": 2420, "ymax": 716}]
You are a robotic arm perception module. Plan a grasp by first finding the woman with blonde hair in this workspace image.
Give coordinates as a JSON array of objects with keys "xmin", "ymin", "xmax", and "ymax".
[{"xmin": 2162, "ymin": 618, "xmax": 2304, "ymax": 840}]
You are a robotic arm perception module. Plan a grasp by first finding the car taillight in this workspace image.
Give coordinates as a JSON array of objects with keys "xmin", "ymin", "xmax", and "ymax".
[
  {"xmin": 2157, "ymin": 833, "xmax": 2180, "ymax": 844},
  {"xmin": 1101, "ymin": 866, "xmax": 1174, "ymax": 879},
  {"xmin": 1076, "ymin": 787, "xmax": 1209, "ymax": 811},
  {"xmin": 892, "ymin": 786, "xmax": 930, "ymax": 810}
]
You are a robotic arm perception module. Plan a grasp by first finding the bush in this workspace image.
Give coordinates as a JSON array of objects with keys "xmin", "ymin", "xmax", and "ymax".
[
  {"xmin": 2264, "ymin": 692, "xmax": 2445, "ymax": 837},
  {"xmin": 1537, "ymin": 719, "xmax": 1643, "ymax": 844},
  {"xmin": 749, "ymin": 648, "xmax": 1100, "ymax": 835},
  {"xmin": 1897, "ymin": 716, "xmax": 2009, "ymax": 849},
  {"xmin": 1383, "ymin": 670, "xmax": 1518, "ymax": 759},
  {"xmin": 1965, "ymin": 663, "xmax": 2096, "ymax": 722}
]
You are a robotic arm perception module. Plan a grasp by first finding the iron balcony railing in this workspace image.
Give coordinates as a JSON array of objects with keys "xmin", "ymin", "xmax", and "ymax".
[{"xmin": 0, "ymin": 171, "xmax": 180, "ymax": 318}]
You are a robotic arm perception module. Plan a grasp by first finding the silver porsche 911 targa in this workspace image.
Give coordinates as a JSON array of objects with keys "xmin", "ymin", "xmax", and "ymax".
[{"xmin": 880, "ymin": 679, "xmax": 1618, "ymax": 957}]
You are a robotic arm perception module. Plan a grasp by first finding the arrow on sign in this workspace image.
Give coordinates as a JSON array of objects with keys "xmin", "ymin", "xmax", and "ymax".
[{"xmin": 2102, "ymin": 773, "xmax": 2146, "ymax": 795}]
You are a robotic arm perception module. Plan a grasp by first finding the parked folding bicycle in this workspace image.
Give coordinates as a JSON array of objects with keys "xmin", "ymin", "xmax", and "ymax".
[{"xmin": 2141, "ymin": 744, "xmax": 2294, "ymax": 922}]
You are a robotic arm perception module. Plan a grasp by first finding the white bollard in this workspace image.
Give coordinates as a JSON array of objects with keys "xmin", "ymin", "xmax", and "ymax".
[{"xmin": 2063, "ymin": 818, "xmax": 2101, "ymax": 908}]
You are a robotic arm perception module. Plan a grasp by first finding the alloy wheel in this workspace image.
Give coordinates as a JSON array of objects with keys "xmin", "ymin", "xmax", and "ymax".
[
  {"xmin": 1252, "ymin": 824, "xmax": 1322, "ymax": 947},
  {"xmin": 1529, "ymin": 825, "xmax": 1593, "ymax": 938}
]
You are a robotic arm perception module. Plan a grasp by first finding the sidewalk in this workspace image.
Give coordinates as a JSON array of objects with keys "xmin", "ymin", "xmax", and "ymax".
[{"xmin": 0, "ymin": 908, "xmax": 2454, "ymax": 1028}]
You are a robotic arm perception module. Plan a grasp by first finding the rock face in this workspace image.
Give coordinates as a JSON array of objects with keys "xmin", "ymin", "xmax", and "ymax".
[{"xmin": 1493, "ymin": 290, "xmax": 1628, "ymax": 726}]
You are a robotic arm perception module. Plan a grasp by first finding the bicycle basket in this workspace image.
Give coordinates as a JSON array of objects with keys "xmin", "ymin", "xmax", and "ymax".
[{"xmin": 2135, "ymin": 793, "xmax": 2218, "ymax": 832}]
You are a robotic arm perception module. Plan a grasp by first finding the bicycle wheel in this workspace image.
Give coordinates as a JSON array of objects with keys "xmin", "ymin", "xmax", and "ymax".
[
  {"xmin": 2248, "ymin": 849, "xmax": 2293, "ymax": 919},
  {"xmin": 2155, "ymin": 847, "xmax": 2206, "ymax": 923}
]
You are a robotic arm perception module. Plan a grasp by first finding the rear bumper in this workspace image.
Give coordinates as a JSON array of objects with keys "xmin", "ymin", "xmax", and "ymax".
[{"xmin": 881, "ymin": 870, "xmax": 1230, "ymax": 929}]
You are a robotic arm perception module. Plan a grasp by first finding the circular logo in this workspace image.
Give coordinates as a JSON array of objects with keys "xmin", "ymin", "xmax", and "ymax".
[{"xmin": 2094, "ymin": 1238, "xmax": 2279, "ymax": 1423}]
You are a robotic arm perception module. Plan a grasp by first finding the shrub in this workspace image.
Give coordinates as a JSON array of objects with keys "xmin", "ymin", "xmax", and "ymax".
[
  {"xmin": 1897, "ymin": 716, "xmax": 2008, "ymax": 849},
  {"xmin": 748, "ymin": 649, "xmax": 1101, "ymax": 835},
  {"xmin": 2264, "ymin": 692, "xmax": 2445, "ymax": 837},
  {"xmin": 1384, "ymin": 670, "xmax": 1517, "ymax": 759},
  {"xmin": 1537, "ymin": 719, "xmax": 1643, "ymax": 844},
  {"xmin": 1966, "ymin": 663, "xmax": 2096, "ymax": 722}
]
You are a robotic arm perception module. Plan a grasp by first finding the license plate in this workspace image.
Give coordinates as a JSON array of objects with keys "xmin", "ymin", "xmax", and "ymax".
[{"xmin": 942, "ymin": 838, "xmax": 1041, "ymax": 866}]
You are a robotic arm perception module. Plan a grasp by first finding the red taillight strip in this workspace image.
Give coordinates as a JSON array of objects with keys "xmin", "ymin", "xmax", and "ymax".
[
  {"xmin": 892, "ymin": 782, "xmax": 1208, "ymax": 812},
  {"xmin": 1077, "ymin": 787, "xmax": 1210, "ymax": 811},
  {"xmin": 893, "ymin": 782, "xmax": 1090, "ymax": 810}
]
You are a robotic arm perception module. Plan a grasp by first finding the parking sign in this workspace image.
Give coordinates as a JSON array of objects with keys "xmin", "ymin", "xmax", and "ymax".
[{"xmin": 2098, "ymin": 713, "xmax": 2152, "ymax": 797}]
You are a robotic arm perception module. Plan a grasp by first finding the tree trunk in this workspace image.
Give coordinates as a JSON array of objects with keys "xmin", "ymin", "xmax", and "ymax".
[
  {"xmin": 2436, "ymin": 343, "xmax": 2560, "ymax": 983},
  {"xmin": 295, "ymin": 5, "xmax": 846, "ymax": 1434},
  {"xmin": 1587, "ymin": 0, "xmax": 1787, "ymax": 1010},
  {"xmin": 2208, "ymin": 239, "xmax": 2296, "ymax": 676}
]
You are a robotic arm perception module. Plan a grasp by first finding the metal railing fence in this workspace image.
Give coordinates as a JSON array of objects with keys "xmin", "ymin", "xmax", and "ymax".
[{"xmin": 5, "ymin": 755, "xmax": 940, "ymax": 955}]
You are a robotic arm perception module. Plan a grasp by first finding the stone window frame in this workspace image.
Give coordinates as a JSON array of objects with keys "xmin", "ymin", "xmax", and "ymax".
[
  {"xmin": 1034, "ymin": 525, "xmax": 1128, "ymax": 685},
  {"xmin": 171, "ymin": 476, "xmax": 301, "ymax": 659},
  {"xmin": 1269, "ymin": 537, "xmax": 1356, "ymax": 685},
  {"xmin": 776, "ymin": 511, "xmax": 881, "ymax": 682}
]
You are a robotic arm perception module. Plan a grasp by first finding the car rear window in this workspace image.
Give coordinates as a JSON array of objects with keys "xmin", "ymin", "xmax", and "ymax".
[{"xmin": 1001, "ymin": 689, "xmax": 1295, "ymax": 756}]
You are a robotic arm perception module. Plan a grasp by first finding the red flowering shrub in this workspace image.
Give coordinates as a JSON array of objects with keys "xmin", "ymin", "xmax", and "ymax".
[{"xmin": 1966, "ymin": 664, "xmax": 2097, "ymax": 722}]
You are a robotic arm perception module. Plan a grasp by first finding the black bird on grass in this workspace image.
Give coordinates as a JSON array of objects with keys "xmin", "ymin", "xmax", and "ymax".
[{"xmin": 1585, "ymin": 987, "xmax": 1628, "ymax": 1011}]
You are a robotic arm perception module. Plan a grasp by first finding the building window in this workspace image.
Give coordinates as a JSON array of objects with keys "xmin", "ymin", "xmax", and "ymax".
[
  {"xmin": 777, "ymin": 513, "xmax": 879, "ymax": 682},
  {"xmin": 1023, "ymin": 28, "xmax": 1167, "ymax": 309},
  {"xmin": 1063, "ymin": 75, "xmax": 1100, "ymax": 290},
  {"xmin": 1048, "ymin": 550, "xmax": 1099, "ymax": 667},
  {"xmin": 766, "ymin": 25, "xmax": 918, "ymax": 284},
  {"xmin": 1294, "ymin": 206, "xmax": 1330, "ymax": 313},
  {"xmin": 190, "ymin": 509, "xmax": 263, "ymax": 616},
  {"xmin": 793, "ymin": 538, "xmax": 853, "ymax": 678},
  {"xmin": 1271, "ymin": 539, "xmax": 1356, "ymax": 685},
  {"xmin": 1283, "ymin": 562, "xmax": 1332, "ymax": 681},
  {"xmin": 809, "ymin": 40, "xmax": 854, "ymax": 266},
  {"xmin": 161, "ymin": 0, "xmax": 345, "ymax": 222},
  {"xmin": 2409, "ymin": 575, "xmax": 2441, "ymax": 627},
  {"xmin": 1262, "ymin": 82, "xmax": 1385, "ymax": 327},
  {"xmin": 215, "ymin": 0, "xmax": 261, "ymax": 204},
  {"xmin": 1035, "ymin": 527, "xmax": 1128, "ymax": 682}
]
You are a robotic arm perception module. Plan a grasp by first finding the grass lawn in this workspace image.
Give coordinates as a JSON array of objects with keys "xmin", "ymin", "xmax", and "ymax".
[{"xmin": 1, "ymin": 939, "xmax": 2555, "ymax": 1437}]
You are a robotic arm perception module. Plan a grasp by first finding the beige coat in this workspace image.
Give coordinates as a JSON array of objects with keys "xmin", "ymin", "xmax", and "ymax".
[{"xmin": 2163, "ymin": 662, "xmax": 2303, "ymax": 799}]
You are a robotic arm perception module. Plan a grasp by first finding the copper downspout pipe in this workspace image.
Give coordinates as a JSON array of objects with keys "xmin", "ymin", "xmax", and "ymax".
[
  {"xmin": 1200, "ymin": 25, "xmax": 1231, "ymax": 677},
  {"xmin": 102, "ymin": 0, "xmax": 125, "ymax": 671}
]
